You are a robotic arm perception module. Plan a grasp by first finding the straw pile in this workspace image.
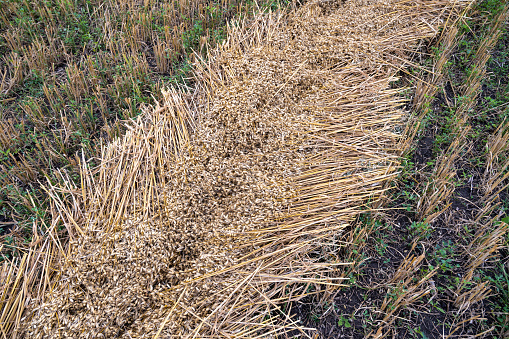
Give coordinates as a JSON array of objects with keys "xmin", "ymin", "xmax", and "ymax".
[{"xmin": 23, "ymin": 0, "xmax": 471, "ymax": 337}]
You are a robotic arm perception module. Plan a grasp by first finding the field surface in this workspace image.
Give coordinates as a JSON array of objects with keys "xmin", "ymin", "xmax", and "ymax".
[{"xmin": 1, "ymin": 0, "xmax": 508, "ymax": 338}]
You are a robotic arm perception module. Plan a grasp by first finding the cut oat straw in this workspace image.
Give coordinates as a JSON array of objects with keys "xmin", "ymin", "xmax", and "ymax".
[{"xmin": 4, "ymin": 0, "xmax": 473, "ymax": 337}]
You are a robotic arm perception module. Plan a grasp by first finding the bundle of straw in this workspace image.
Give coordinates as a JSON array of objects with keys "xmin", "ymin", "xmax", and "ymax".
[{"xmin": 17, "ymin": 0, "xmax": 472, "ymax": 337}]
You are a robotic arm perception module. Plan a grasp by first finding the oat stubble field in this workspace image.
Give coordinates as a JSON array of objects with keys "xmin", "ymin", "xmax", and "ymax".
[{"xmin": 1, "ymin": 0, "xmax": 509, "ymax": 338}]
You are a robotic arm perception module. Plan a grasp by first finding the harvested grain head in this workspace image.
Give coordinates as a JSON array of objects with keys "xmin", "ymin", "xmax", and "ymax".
[{"xmin": 22, "ymin": 0, "xmax": 473, "ymax": 337}]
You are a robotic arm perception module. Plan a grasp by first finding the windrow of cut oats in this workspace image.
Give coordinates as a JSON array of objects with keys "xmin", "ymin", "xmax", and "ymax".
[{"xmin": 26, "ymin": 0, "xmax": 472, "ymax": 337}]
